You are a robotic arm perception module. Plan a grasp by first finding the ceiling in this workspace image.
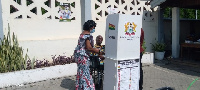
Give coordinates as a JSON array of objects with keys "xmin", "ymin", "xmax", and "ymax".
[{"xmin": 160, "ymin": 0, "xmax": 200, "ymax": 9}]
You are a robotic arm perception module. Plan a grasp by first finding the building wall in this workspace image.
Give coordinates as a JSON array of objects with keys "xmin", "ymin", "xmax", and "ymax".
[
  {"xmin": 1, "ymin": 0, "xmax": 81, "ymax": 61},
  {"xmin": 0, "ymin": 0, "xmax": 3, "ymax": 40},
  {"xmin": 91, "ymin": 0, "xmax": 159, "ymax": 52},
  {"xmin": 0, "ymin": 0, "xmax": 159, "ymax": 61},
  {"xmin": 142, "ymin": 12, "xmax": 158, "ymax": 52},
  {"xmin": 163, "ymin": 20, "xmax": 200, "ymax": 51}
]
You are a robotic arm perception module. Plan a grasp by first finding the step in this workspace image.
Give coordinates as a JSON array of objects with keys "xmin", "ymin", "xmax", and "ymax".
[{"xmin": 0, "ymin": 63, "xmax": 77, "ymax": 88}]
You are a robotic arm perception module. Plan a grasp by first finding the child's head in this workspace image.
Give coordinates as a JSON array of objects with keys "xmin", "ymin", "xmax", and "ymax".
[{"xmin": 96, "ymin": 35, "xmax": 103, "ymax": 45}]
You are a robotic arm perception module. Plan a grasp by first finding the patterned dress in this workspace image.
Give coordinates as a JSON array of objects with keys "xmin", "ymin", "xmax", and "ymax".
[{"xmin": 74, "ymin": 34, "xmax": 95, "ymax": 90}]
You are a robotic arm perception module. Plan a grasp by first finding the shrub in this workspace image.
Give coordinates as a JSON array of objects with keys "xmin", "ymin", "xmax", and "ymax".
[
  {"xmin": 151, "ymin": 42, "xmax": 166, "ymax": 52},
  {"xmin": 0, "ymin": 26, "xmax": 28, "ymax": 73},
  {"xmin": 142, "ymin": 39, "xmax": 147, "ymax": 54}
]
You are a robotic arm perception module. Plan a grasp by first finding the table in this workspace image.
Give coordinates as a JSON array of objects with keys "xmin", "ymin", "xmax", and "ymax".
[{"xmin": 181, "ymin": 43, "xmax": 200, "ymax": 58}]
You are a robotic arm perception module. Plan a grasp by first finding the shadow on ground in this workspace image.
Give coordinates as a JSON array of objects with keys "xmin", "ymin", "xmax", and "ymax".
[
  {"xmin": 153, "ymin": 58, "xmax": 200, "ymax": 78},
  {"xmin": 60, "ymin": 77, "xmax": 76, "ymax": 90}
]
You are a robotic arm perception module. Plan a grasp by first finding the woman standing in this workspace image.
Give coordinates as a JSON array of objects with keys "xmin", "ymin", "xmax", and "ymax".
[
  {"xmin": 74, "ymin": 20, "xmax": 104, "ymax": 90},
  {"xmin": 139, "ymin": 28, "xmax": 144, "ymax": 90}
]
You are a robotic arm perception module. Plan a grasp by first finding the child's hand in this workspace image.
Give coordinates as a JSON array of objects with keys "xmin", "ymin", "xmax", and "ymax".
[{"xmin": 99, "ymin": 55, "xmax": 105, "ymax": 60}]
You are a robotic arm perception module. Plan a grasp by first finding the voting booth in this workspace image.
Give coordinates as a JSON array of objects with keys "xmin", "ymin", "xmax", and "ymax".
[{"xmin": 104, "ymin": 14, "xmax": 142, "ymax": 90}]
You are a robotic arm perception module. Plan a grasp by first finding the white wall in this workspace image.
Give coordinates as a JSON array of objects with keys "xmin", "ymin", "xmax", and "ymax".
[
  {"xmin": 0, "ymin": 0, "xmax": 3, "ymax": 40},
  {"xmin": 0, "ymin": 63, "xmax": 77, "ymax": 88},
  {"xmin": 142, "ymin": 11, "xmax": 159, "ymax": 52},
  {"xmin": 1, "ymin": 0, "xmax": 159, "ymax": 61},
  {"xmin": 1, "ymin": 0, "xmax": 81, "ymax": 61},
  {"xmin": 91, "ymin": 0, "xmax": 158, "ymax": 52}
]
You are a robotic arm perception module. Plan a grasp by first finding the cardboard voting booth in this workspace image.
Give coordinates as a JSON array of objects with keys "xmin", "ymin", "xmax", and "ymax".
[{"xmin": 104, "ymin": 14, "xmax": 142, "ymax": 90}]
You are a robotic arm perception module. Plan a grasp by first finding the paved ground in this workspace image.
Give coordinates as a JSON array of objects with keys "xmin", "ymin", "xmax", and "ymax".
[
  {"xmin": 1, "ymin": 59, "xmax": 200, "ymax": 90},
  {"xmin": 143, "ymin": 60, "xmax": 200, "ymax": 90}
]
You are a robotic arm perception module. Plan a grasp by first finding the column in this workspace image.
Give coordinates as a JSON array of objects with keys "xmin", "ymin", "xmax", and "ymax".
[
  {"xmin": 172, "ymin": 7, "xmax": 180, "ymax": 58},
  {"xmin": 158, "ymin": 7, "xmax": 164, "ymax": 42},
  {"xmin": 51, "ymin": 0, "xmax": 55, "ymax": 20},
  {"xmin": 21, "ymin": 0, "xmax": 27, "ymax": 19},
  {"xmin": 81, "ymin": 0, "xmax": 92, "ymax": 31},
  {"xmin": 85, "ymin": 0, "xmax": 92, "ymax": 22}
]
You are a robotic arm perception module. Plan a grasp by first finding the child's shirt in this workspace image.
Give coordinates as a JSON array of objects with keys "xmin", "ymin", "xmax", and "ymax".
[{"xmin": 91, "ymin": 44, "xmax": 105, "ymax": 65}]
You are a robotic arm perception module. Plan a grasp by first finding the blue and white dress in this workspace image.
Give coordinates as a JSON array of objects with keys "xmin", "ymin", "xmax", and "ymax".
[{"xmin": 74, "ymin": 34, "xmax": 95, "ymax": 90}]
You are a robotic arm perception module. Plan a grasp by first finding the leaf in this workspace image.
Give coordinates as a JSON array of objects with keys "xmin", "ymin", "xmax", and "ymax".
[
  {"xmin": 152, "ymin": 42, "xmax": 166, "ymax": 52},
  {"xmin": 31, "ymin": 57, "xmax": 35, "ymax": 69}
]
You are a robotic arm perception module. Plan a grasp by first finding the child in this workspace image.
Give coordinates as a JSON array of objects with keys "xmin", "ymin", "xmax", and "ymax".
[{"xmin": 94, "ymin": 35, "xmax": 105, "ymax": 61}]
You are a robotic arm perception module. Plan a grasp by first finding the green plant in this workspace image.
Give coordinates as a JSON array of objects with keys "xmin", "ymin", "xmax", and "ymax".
[
  {"xmin": 151, "ymin": 42, "xmax": 166, "ymax": 52},
  {"xmin": 163, "ymin": 7, "xmax": 200, "ymax": 19},
  {"xmin": 0, "ymin": 25, "xmax": 28, "ymax": 73},
  {"xmin": 142, "ymin": 39, "xmax": 147, "ymax": 54},
  {"xmin": 31, "ymin": 57, "xmax": 35, "ymax": 69}
]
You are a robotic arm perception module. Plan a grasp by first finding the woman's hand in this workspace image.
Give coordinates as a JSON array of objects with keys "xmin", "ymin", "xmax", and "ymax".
[
  {"xmin": 86, "ymin": 39, "xmax": 105, "ymax": 55},
  {"xmin": 99, "ymin": 51, "xmax": 105, "ymax": 55},
  {"xmin": 86, "ymin": 39, "xmax": 99, "ymax": 53}
]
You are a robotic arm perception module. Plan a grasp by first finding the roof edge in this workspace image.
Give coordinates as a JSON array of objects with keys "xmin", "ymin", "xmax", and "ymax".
[{"xmin": 150, "ymin": 0, "xmax": 166, "ymax": 8}]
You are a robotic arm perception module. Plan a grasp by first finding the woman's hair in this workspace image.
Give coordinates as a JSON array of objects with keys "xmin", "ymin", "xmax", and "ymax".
[{"xmin": 83, "ymin": 20, "xmax": 96, "ymax": 31}]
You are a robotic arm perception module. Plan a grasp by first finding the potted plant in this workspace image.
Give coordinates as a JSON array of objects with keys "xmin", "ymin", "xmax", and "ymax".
[
  {"xmin": 142, "ymin": 39, "xmax": 147, "ymax": 54},
  {"xmin": 151, "ymin": 42, "xmax": 166, "ymax": 60}
]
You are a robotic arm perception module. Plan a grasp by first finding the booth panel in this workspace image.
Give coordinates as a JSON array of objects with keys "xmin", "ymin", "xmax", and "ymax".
[
  {"xmin": 103, "ymin": 58, "xmax": 118, "ymax": 90},
  {"xmin": 105, "ymin": 14, "xmax": 119, "ymax": 59},
  {"xmin": 117, "ymin": 14, "xmax": 142, "ymax": 60}
]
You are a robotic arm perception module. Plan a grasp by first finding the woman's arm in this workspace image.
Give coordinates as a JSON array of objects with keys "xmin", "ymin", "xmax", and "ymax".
[{"xmin": 86, "ymin": 39, "xmax": 104, "ymax": 55}]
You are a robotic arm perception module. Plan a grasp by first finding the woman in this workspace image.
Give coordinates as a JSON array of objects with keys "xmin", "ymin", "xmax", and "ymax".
[
  {"xmin": 139, "ymin": 28, "xmax": 144, "ymax": 90},
  {"xmin": 74, "ymin": 20, "xmax": 104, "ymax": 90}
]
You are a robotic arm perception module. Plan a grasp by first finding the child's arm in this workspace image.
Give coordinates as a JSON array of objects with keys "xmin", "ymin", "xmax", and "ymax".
[{"xmin": 99, "ymin": 55, "xmax": 105, "ymax": 60}]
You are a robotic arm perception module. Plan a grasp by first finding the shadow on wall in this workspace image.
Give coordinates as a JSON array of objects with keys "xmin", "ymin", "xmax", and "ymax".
[
  {"xmin": 0, "ymin": 26, "xmax": 3, "ymax": 40},
  {"xmin": 142, "ymin": 11, "xmax": 158, "ymax": 53}
]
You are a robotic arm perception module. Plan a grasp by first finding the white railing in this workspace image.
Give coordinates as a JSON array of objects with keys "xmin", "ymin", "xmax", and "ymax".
[
  {"xmin": 1, "ymin": 0, "xmax": 81, "ymax": 41},
  {"xmin": 91, "ymin": 0, "xmax": 156, "ymax": 22},
  {"xmin": 9, "ymin": 0, "xmax": 77, "ymax": 20},
  {"xmin": 0, "ymin": 0, "xmax": 82, "ymax": 60},
  {"xmin": 90, "ymin": 0, "xmax": 158, "ymax": 48}
]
